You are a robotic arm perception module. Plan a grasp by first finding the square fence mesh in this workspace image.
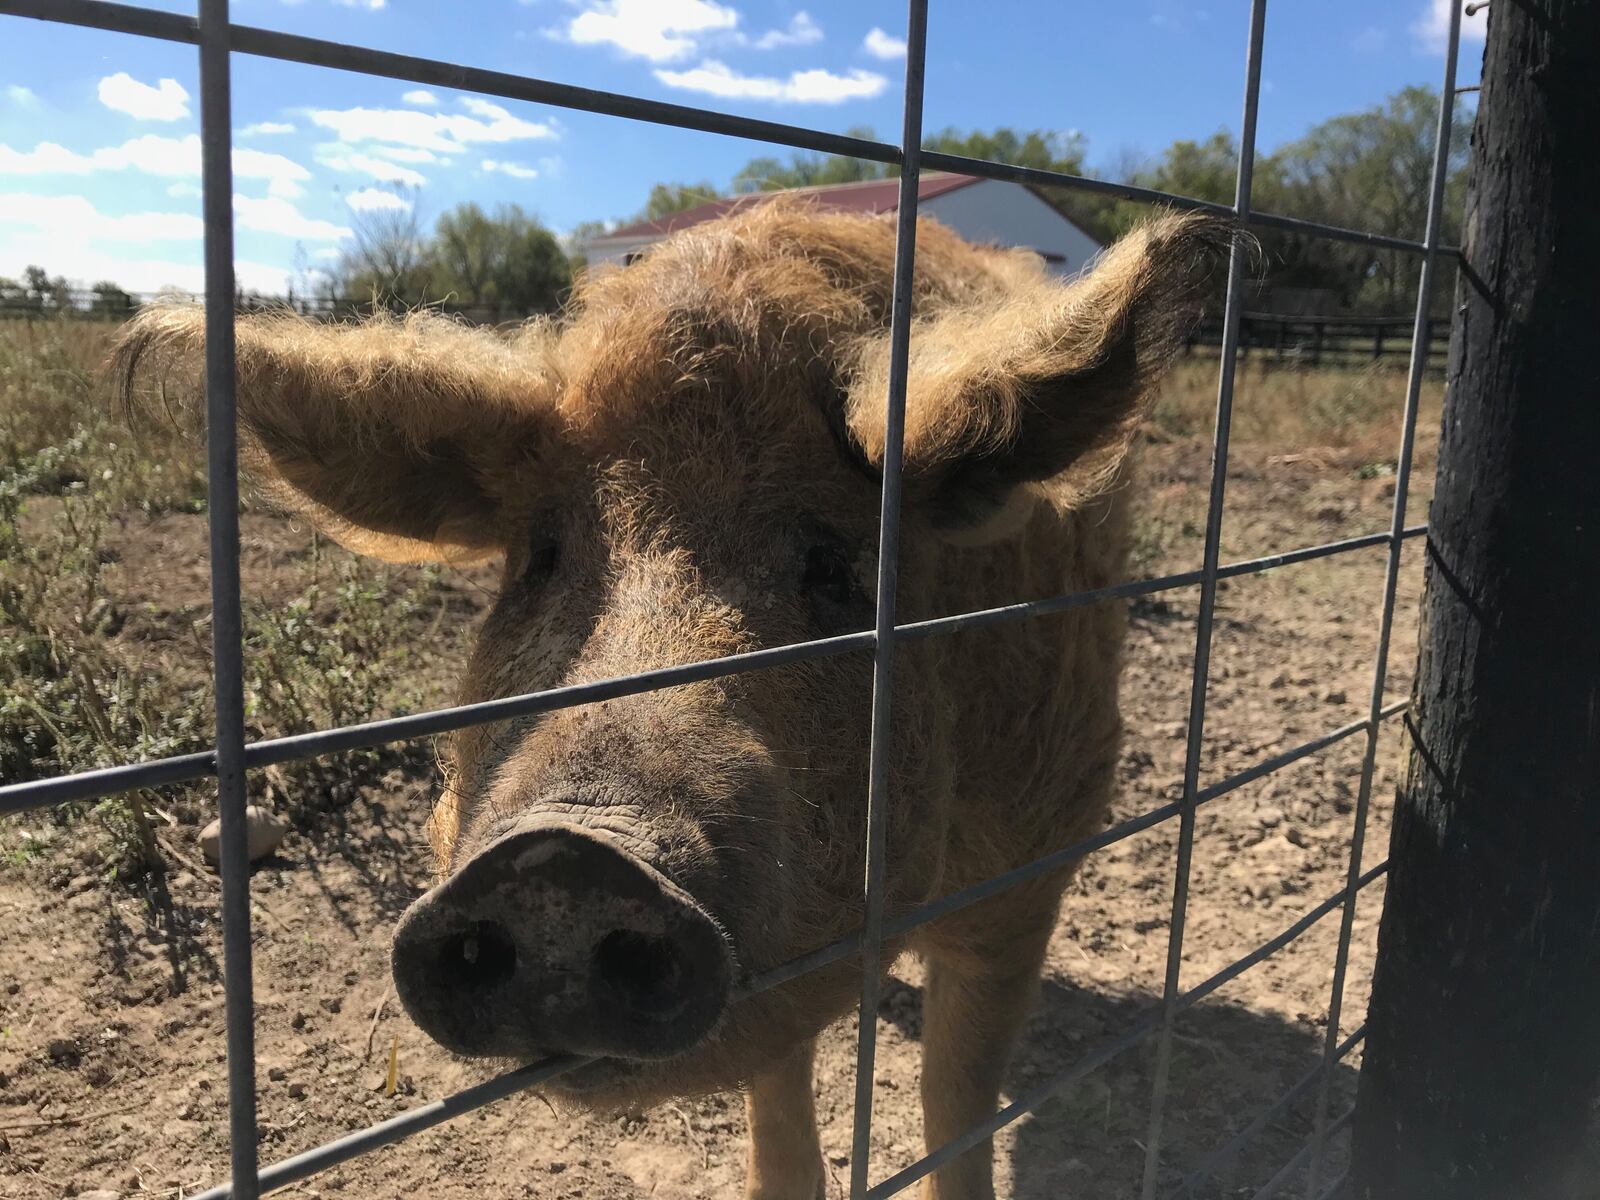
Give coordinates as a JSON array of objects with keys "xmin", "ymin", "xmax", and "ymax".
[{"xmin": 0, "ymin": 1, "xmax": 1467, "ymax": 1197}]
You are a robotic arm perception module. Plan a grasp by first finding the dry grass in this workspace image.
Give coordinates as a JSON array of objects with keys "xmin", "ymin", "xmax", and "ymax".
[
  {"xmin": 0, "ymin": 319, "xmax": 466, "ymax": 877},
  {"xmin": 1151, "ymin": 357, "xmax": 1444, "ymax": 464}
]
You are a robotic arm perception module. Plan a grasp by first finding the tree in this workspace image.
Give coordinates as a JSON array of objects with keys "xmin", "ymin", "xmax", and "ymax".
[
  {"xmin": 334, "ymin": 190, "xmax": 432, "ymax": 310},
  {"xmin": 89, "ymin": 281, "xmax": 135, "ymax": 318},
  {"xmin": 20, "ymin": 265, "xmax": 71, "ymax": 315},
  {"xmin": 563, "ymin": 219, "xmax": 615, "ymax": 275},
  {"xmin": 732, "ymin": 125, "xmax": 888, "ymax": 193},
  {"xmin": 1350, "ymin": 2, "xmax": 1600, "ymax": 1194},
  {"xmin": 640, "ymin": 182, "xmax": 719, "ymax": 221},
  {"xmin": 1267, "ymin": 85, "xmax": 1470, "ymax": 312},
  {"xmin": 330, "ymin": 198, "xmax": 570, "ymax": 317},
  {"xmin": 430, "ymin": 202, "xmax": 570, "ymax": 316}
]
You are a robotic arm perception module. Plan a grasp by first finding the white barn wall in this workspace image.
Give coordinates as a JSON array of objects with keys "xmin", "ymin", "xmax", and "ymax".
[
  {"xmin": 920, "ymin": 178, "xmax": 1102, "ymax": 278},
  {"xmin": 583, "ymin": 236, "xmax": 653, "ymax": 269}
]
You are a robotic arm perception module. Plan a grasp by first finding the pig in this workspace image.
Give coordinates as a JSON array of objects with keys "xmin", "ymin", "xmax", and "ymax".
[{"xmin": 116, "ymin": 200, "xmax": 1227, "ymax": 1200}]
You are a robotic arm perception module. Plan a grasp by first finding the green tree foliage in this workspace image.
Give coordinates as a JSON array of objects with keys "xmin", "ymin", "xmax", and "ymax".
[
  {"xmin": 333, "ymin": 199, "xmax": 571, "ymax": 317},
  {"xmin": 641, "ymin": 181, "xmax": 720, "ymax": 221},
  {"xmin": 430, "ymin": 202, "xmax": 570, "ymax": 313},
  {"xmin": 88, "ymin": 282, "xmax": 135, "ymax": 317},
  {"xmin": 1263, "ymin": 85, "xmax": 1469, "ymax": 312}
]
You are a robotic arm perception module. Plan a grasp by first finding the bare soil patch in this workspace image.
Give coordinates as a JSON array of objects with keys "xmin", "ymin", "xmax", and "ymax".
[{"xmin": 1, "ymin": 418, "xmax": 1433, "ymax": 1199}]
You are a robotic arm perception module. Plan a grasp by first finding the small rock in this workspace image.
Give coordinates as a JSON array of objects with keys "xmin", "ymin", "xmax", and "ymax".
[
  {"xmin": 320, "ymin": 996, "xmax": 342, "ymax": 1015},
  {"xmin": 198, "ymin": 806, "xmax": 290, "ymax": 868},
  {"xmin": 267, "ymin": 1065, "xmax": 288, "ymax": 1082},
  {"xmin": 5, "ymin": 980, "xmax": 19, "ymax": 995},
  {"xmin": 1323, "ymin": 688, "xmax": 1348, "ymax": 705},
  {"xmin": 83, "ymin": 1062, "xmax": 113, "ymax": 1087},
  {"xmin": 290, "ymin": 1012, "xmax": 308, "ymax": 1031},
  {"xmin": 1256, "ymin": 806, "xmax": 1285, "ymax": 829},
  {"xmin": 287, "ymin": 1081, "xmax": 308, "ymax": 1099},
  {"xmin": 1284, "ymin": 826, "xmax": 1308, "ymax": 848},
  {"xmin": 546, "ymin": 1161, "xmax": 567, "ymax": 1174}
]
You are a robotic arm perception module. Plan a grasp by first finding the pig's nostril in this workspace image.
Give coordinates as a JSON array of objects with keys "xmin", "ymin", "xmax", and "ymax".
[
  {"xmin": 591, "ymin": 930, "xmax": 689, "ymax": 1022},
  {"xmin": 449, "ymin": 920, "xmax": 517, "ymax": 989}
]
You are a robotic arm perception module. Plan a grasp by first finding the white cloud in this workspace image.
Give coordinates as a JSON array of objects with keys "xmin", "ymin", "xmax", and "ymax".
[
  {"xmin": 6, "ymin": 84, "xmax": 39, "ymax": 108},
  {"xmin": 308, "ymin": 99, "xmax": 555, "ymax": 154},
  {"xmin": 2, "ymin": 192, "xmax": 203, "ymax": 242},
  {"xmin": 654, "ymin": 60, "xmax": 887, "ymax": 104},
  {"xmin": 346, "ymin": 187, "xmax": 412, "ymax": 212},
  {"xmin": 561, "ymin": 0, "xmax": 738, "ymax": 63},
  {"xmin": 367, "ymin": 144, "xmax": 438, "ymax": 164},
  {"xmin": 747, "ymin": 12, "xmax": 822, "ymax": 50},
  {"xmin": 241, "ymin": 121, "xmax": 295, "ymax": 136},
  {"xmin": 334, "ymin": 0, "xmax": 387, "ymax": 9},
  {"xmin": 1414, "ymin": 0, "xmax": 1487, "ymax": 52},
  {"xmin": 97, "ymin": 73, "xmax": 191, "ymax": 122},
  {"xmin": 233, "ymin": 194, "xmax": 350, "ymax": 240},
  {"xmin": 317, "ymin": 146, "xmax": 427, "ymax": 187},
  {"xmin": 0, "ymin": 192, "xmax": 290, "ymax": 290},
  {"xmin": 401, "ymin": 89, "xmax": 438, "ymax": 106},
  {"xmin": 314, "ymin": 247, "xmax": 343, "ymax": 262},
  {"xmin": 482, "ymin": 158, "xmax": 539, "ymax": 179},
  {"xmin": 862, "ymin": 27, "xmax": 906, "ymax": 60},
  {"xmin": 0, "ymin": 135, "xmax": 309, "ymax": 198},
  {"xmin": 234, "ymin": 146, "xmax": 311, "ymax": 198}
]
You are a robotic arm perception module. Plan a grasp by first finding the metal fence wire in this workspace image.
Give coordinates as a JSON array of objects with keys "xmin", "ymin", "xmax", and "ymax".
[{"xmin": 0, "ymin": 0, "xmax": 1468, "ymax": 1197}]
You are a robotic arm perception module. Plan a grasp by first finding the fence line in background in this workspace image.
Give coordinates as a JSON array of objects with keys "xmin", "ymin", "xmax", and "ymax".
[{"xmin": 0, "ymin": 0, "xmax": 1467, "ymax": 1195}]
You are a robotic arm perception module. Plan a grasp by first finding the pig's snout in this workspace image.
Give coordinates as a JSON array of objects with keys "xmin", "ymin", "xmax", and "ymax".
[{"xmin": 391, "ymin": 822, "xmax": 732, "ymax": 1061}]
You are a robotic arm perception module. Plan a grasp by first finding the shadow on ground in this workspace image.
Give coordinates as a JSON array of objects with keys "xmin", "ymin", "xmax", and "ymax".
[{"xmin": 881, "ymin": 976, "xmax": 1356, "ymax": 1200}]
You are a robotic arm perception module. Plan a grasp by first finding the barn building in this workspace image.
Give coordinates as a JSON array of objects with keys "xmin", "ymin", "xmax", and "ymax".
[{"xmin": 583, "ymin": 173, "xmax": 1104, "ymax": 277}]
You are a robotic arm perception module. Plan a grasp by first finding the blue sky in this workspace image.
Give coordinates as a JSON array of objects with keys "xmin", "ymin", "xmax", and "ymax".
[{"xmin": 0, "ymin": 0, "xmax": 1484, "ymax": 294}]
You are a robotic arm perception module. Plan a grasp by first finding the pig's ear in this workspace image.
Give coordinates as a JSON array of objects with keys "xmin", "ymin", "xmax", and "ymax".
[
  {"xmin": 844, "ymin": 212, "xmax": 1233, "ymax": 535},
  {"xmin": 114, "ymin": 307, "xmax": 561, "ymax": 564}
]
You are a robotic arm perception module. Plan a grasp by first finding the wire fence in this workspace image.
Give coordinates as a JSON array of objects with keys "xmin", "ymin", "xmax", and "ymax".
[{"xmin": 0, "ymin": 0, "xmax": 1468, "ymax": 1197}]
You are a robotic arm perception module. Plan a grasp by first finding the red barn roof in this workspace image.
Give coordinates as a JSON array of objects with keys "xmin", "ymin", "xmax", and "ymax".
[{"xmin": 597, "ymin": 173, "xmax": 984, "ymax": 242}]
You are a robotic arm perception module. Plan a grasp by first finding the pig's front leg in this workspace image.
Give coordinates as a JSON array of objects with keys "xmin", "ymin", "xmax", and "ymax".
[
  {"xmin": 746, "ymin": 1036, "xmax": 828, "ymax": 1199},
  {"xmin": 916, "ymin": 890, "xmax": 1060, "ymax": 1200}
]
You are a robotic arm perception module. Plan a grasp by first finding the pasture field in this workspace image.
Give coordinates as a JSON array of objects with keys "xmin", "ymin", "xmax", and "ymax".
[{"xmin": 0, "ymin": 316, "xmax": 1439, "ymax": 1199}]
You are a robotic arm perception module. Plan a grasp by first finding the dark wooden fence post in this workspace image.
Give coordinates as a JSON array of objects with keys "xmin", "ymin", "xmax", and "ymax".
[{"xmin": 1350, "ymin": 2, "xmax": 1600, "ymax": 1197}]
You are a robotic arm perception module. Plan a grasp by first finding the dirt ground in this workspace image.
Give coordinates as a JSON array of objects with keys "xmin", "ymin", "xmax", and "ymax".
[{"xmin": 0, "ymin": 426, "xmax": 1433, "ymax": 1200}]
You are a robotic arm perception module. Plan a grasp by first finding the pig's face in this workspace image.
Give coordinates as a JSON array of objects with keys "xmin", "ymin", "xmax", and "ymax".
[{"xmin": 116, "ymin": 203, "xmax": 1226, "ymax": 1105}]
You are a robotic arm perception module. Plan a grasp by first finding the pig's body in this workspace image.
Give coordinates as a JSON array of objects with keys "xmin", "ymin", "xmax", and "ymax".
[{"xmin": 119, "ymin": 201, "xmax": 1224, "ymax": 1199}]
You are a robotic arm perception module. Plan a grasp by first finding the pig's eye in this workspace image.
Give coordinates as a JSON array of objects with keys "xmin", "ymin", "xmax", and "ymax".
[
  {"xmin": 522, "ymin": 535, "xmax": 560, "ymax": 589},
  {"xmin": 802, "ymin": 541, "xmax": 859, "ymax": 612}
]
